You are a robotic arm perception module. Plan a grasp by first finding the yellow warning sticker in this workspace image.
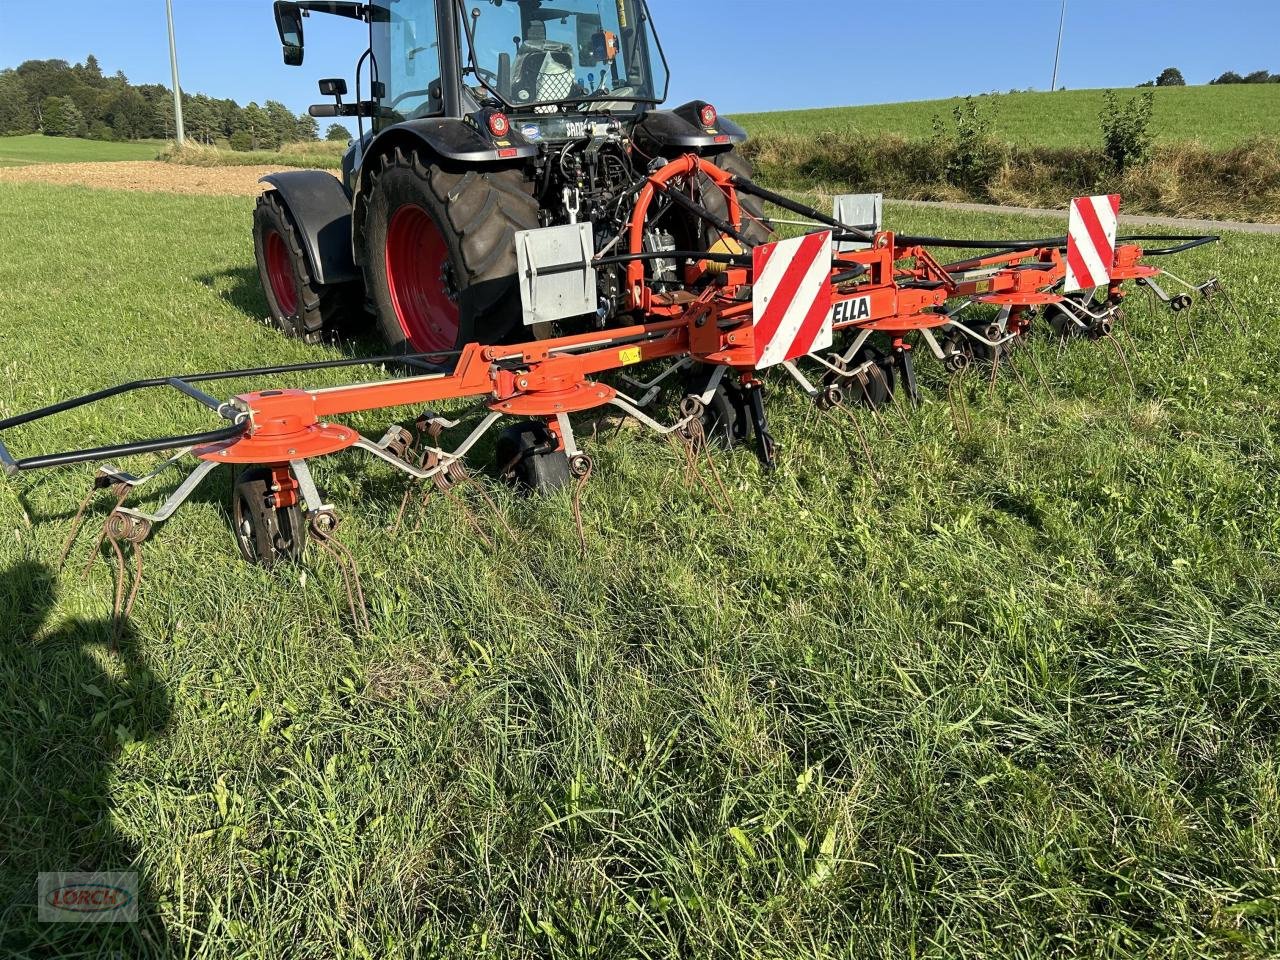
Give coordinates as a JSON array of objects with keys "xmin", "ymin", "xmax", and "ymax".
[
  {"xmin": 619, "ymin": 347, "xmax": 642, "ymax": 366},
  {"xmin": 974, "ymin": 280, "xmax": 991, "ymax": 294}
]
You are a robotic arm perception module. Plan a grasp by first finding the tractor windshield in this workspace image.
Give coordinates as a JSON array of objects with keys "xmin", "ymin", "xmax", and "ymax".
[{"xmin": 461, "ymin": 0, "xmax": 669, "ymax": 111}]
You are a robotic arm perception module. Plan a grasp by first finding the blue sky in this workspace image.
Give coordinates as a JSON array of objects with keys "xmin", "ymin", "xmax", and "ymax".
[{"xmin": 1, "ymin": 0, "xmax": 1277, "ymax": 124}]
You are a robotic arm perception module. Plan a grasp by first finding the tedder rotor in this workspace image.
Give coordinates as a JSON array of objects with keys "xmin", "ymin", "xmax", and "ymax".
[{"xmin": 0, "ymin": 0, "xmax": 1232, "ymax": 630}]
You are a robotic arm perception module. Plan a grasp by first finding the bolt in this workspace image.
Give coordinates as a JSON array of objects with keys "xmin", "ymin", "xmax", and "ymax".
[{"xmin": 288, "ymin": 449, "xmax": 296, "ymax": 455}]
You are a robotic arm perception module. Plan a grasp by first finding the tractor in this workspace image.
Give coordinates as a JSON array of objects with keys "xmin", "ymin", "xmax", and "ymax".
[{"xmin": 255, "ymin": 0, "xmax": 769, "ymax": 354}]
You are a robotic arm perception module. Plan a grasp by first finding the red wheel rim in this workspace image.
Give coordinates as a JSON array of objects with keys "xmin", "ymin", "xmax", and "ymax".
[
  {"xmin": 385, "ymin": 205, "xmax": 461, "ymax": 352},
  {"xmin": 265, "ymin": 231, "xmax": 298, "ymax": 317}
]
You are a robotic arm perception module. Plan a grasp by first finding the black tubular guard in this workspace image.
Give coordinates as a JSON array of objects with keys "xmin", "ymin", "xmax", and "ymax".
[
  {"xmin": 0, "ymin": 353, "xmax": 454, "ymax": 476},
  {"xmin": 259, "ymin": 171, "xmax": 360, "ymax": 286}
]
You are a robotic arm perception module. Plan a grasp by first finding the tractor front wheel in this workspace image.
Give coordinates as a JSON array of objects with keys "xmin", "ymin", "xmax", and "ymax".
[{"xmin": 360, "ymin": 149, "xmax": 539, "ymax": 353}]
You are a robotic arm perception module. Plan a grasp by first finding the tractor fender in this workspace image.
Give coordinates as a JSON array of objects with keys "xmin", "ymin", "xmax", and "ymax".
[
  {"xmin": 259, "ymin": 171, "xmax": 359, "ymax": 286},
  {"xmin": 633, "ymin": 102, "xmax": 748, "ymax": 156},
  {"xmin": 350, "ymin": 120, "xmax": 536, "ymax": 265},
  {"xmin": 373, "ymin": 118, "xmax": 539, "ymax": 165}
]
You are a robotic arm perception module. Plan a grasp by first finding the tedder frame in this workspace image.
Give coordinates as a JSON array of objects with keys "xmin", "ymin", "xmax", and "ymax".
[{"xmin": 0, "ymin": 155, "xmax": 1225, "ymax": 628}]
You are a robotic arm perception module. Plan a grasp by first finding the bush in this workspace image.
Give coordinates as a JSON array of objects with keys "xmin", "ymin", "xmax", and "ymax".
[
  {"xmin": 931, "ymin": 97, "xmax": 1008, "ymax": 198},
  {"xmin": 1099, "ymin": 89, "xmax": 1155, "ymax": 172},
  {"xmin": 87, "ymin": 121, "xmax": 114, "ymax": 141},
  {"xmin": 325, "ymin": 123, "xmax": 350, "ymax": 143},
  {"xmin": 1155, "ymin": 67, "xmax": 1186, "ymax": 87},
  {"xmin": 228, "ymin": 130, "xmax": 253, "ymax": 152}
]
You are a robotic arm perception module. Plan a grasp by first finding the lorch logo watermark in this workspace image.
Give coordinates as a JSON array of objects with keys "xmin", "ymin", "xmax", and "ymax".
[{"xmin": 38, "ymin": 872, "xmax": 138, "ymax": 923}]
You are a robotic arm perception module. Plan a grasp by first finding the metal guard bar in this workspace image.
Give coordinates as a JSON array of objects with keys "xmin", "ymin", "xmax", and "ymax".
[
  {"xmin": 7, "ymin": 422, "xmax": 249, "ymax": 475},
  {"xmin": 0, "ymin": 351, "xmax": 457, "ymax": 476}
]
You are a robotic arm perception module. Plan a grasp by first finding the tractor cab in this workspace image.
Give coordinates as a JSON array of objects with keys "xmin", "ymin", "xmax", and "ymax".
[
  {"xmin": 275, "ymin": 0, "xmax": 668, "ymax": 134},
  {"xmin": 445, "ymin": 0, "xmax": 669, "ymax": 118},
  {"xmin": 263, "ymin": 0, "xmax": 757, "ymax": 355}
]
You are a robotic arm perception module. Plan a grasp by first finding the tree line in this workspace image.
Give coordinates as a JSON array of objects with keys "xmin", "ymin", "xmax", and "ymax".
[
  {"xmin": 0, "ymin": 55, "xmax": 339, "ymax": 149},
  {"xmin": 1209, "ymin": 69, "xmax": 1280, "ymax": 85},
  {"xmin": 1138, "ymin": 66, "xmax": 1280, "ymax": 88}
]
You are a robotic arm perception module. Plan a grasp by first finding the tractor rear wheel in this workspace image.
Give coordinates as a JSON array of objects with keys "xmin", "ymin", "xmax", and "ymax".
[
  {"xmin": 360, "ymin": 148, "xmax": 539, "ymax": 353},
  {"xmin": 700, "ymin": 148, "xmax": 773, "ymax": 247},
  {"xmin": 253, "ymin": 190, "xmax": 355, "ymax": 344}
]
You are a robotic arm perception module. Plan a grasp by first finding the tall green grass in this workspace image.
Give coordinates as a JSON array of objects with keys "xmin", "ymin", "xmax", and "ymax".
[
  {"xmin": 0, "ymin": 181, "xmax": 1278, "ymax": 957},
  {"xmin": 159, "ymin": 141, "xmax": 346, "ymax": 171},
  {"xmin": 742, "ymin": 135, "xmax": 1280, "ymax": 222}
]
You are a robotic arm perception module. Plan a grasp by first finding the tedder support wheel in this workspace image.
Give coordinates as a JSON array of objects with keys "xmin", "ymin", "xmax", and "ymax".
[
  {"xmin": 700, "ymin": 148, "xmax": 774, "ymax": 247},
  {"xmin": 682, "ymin": 365, "xmax": 746, "ymax": 448},
  {"xmin": 495, "ymin": 422, "xmax": 572, "ymax": 494},
  {"xmin": 253, "ymin": 190, "xmax": 356, "ymax": 344},
  {"xmin": 232, "ymin": 466, "xmax": 307, "ymax": 568},
  {"xmin": 361, "ymin": 148, "xmax": 540, "ymax": 353},
  {"xmin": 839, "ymin": 345, "xmax": 896, "ymax": 411}
]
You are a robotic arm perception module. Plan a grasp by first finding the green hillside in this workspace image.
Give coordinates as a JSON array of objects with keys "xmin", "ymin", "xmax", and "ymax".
[
  {"xmin": 0, "ymin": 134, "xmax": 165, "ymax": 166},
  {"xmin": 734, "ymin": 85, "xmax": 1280, "ymax": 150}
]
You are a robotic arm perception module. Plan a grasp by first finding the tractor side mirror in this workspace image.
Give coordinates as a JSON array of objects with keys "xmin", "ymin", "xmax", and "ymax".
[
  {"xmin": 274, "ymin": 2, "xmax": 306, "ymax": 67},
  {"xmin": 319, "ymin": 78, "xmax": 348, "ymax": 98}
]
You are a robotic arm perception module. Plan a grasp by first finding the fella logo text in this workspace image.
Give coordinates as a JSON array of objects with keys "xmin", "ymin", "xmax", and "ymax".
[{"xmin": 831, "ymin": 296, "xmax": 872, "ymax": 324}]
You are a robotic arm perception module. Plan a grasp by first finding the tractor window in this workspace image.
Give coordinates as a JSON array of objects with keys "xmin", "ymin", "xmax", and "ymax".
[
  {"xmin": 373, "ymin": 2, "xmax": 444, "ymax": 124},
  {"xmin": 463, "ymin": 0, "xmax": 669, "ymax": 111}
]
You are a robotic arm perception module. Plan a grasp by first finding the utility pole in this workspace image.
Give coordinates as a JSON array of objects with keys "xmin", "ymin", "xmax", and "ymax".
[
  {"xmin": 166, "ymin": 0, "xmax": 186, "ymax": 145},
  {"xmin": 1049, "ymin": 0, "xmax": 1070, "ymax": 92}
]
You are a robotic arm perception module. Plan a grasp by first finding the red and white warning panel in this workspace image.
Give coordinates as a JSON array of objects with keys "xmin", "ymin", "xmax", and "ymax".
[
  {"xmin": 1065, "ymin": 194, "xmax": 1121, "ymax": 294},
  {"xmin": 752, "ymin": 231, "xmax": 834, "ymax": 368}
]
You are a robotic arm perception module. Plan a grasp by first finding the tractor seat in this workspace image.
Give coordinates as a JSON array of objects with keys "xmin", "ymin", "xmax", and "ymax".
[{"xmin": 513, "ymin": 33, "xmax": 577, "ymax": 112}]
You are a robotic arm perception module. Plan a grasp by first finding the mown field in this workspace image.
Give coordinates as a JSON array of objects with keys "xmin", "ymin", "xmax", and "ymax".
[
  {"xmin": 0, "ymin": 133, "xmax": 166, "ymax": 166},
  {"xmin": 159, "ymin": 140, "xmax": 346, "ymax": 171},
  {"xmin": 1, "ymin": 177, "xmax": 1279, "ymax": 959},
  {"xmin": 734, "ymin": 85, "xmax": 1280, "ymax": 149}
]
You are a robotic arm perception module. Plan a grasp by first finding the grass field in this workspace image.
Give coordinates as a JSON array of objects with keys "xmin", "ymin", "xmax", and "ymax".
[
  {"xmin": 0, "ymin": 134, "xmax": 167, "ymax": 166},
  {"xmin": 735, "ymin": 85, "xmax": 1280, "ymax": 149},
  {"xmin": 1, "ymin": 178, "xmax": 1279, "ymax": 958}
]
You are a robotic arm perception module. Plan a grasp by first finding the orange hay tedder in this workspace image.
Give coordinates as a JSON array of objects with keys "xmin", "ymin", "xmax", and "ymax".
[{"xmin": 0, "ymin": 0, "xmax": 1228, "ymax": 628}]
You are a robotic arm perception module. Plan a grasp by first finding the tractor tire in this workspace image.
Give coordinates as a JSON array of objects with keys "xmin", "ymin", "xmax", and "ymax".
[
  {"xmin": 699, "ymin": 148, "xmax": 773, "ymax": 247},
  {"xmin": 360, "ymin": 148, "xmax": 539, "ymax": 353},
  {"xmin": 253, "ymin": 190, "xmax": 356, "ymax": 344}
]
